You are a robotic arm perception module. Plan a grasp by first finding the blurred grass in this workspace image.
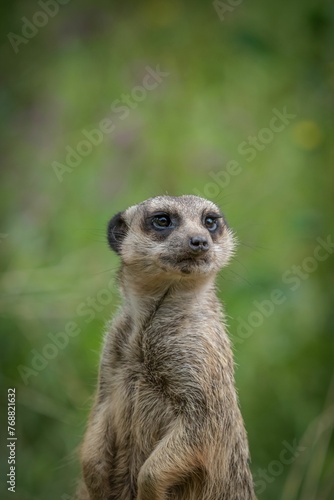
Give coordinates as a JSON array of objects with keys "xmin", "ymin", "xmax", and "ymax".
[{"xmin": 1, "ymin": 0, "xmax": 334, "ymax": 498}]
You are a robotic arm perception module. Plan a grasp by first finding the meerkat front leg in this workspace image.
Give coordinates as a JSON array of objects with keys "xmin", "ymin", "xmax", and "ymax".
[
  {"xmin": 79, "ymin": 401, "xmax": 113, "ymax": 500},
  {"xmin": 137, "ymin": 418, "xmax": 201, "ymax": 500}
]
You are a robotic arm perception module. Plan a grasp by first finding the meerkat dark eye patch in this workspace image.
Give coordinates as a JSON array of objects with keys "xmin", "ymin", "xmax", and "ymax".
[
  {"xmin": 203, "ymin": 213, "xmax": 222, "ymax": 231},
  {"xmin": 203, "ymin": 212, "xmax": 225, "ymax": 240},
  {"xmin": 151, "ymin": 212, "xmax": 173, "ymax": 230},
  {"xmin": 204, "ymin": 216, "xmax": 218, "ymax": 232},
  {"xmin": 107, "ymin": 211, "xmax": 128, "ymax": 254},
  {"xmin": 141, "ymin": 210, "xmax": 178, "ymax": 241}
]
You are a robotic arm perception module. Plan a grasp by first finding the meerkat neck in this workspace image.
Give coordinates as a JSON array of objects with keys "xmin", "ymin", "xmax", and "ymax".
[
  {"xmin": 121, "ymin": 266, "xmax": 216, "ymax": 296},
  {"xmin": 119, "ymin": 266, "xmax": 217, "ymax": 326}
]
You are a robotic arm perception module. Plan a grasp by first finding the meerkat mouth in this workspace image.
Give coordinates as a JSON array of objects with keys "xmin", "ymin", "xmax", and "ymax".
[
  {"xmin": 161, "ymin": 254, "xmax": 210, "ymax": 266},
  {"xmin": 177, "ymin": 257, "xmax": 206, "ymax": 265},
  {"xmin": 174, "ymin": 255, "xmax": 211, "ymax": 275},
  {"xmin": 158, "ymin": 252, "xmax": 211, "ymax": 275}
]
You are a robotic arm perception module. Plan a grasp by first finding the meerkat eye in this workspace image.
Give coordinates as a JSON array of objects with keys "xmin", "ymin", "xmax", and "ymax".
[
  {"xmin": 151, "ymin": 214, "xmax": 172, "ymax": 229},
  {"xmin": 204, "ymin": 216, "xmax": 218, "ymax": 232}
]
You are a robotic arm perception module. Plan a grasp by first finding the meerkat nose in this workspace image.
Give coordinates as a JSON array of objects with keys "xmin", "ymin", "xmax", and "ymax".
[{"xmin": 189, "ymin": 235, "xmax": 209, "ymax": 253}]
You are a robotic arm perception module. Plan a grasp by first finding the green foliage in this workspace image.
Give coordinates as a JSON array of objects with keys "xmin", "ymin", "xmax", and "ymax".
[{"xmin": 1, "ymin": 1, "xmax": 333, "ymax": 498}]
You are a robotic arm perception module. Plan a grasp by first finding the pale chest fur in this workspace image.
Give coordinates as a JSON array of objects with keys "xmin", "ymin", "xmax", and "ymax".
[{"xmin": 106, "ymin": 288, "xmax": 236, "ymax": 454}]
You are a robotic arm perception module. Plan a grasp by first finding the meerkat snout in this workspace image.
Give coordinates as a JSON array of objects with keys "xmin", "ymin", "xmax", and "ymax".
[{"xmin": 188, "ymin": 234, "xmax": 209, "ymax": 253}]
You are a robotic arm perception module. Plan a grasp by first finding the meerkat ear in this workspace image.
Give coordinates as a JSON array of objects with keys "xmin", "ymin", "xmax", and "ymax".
[{"xmin": 107, "ymin": 211, "xmax": 128, "ymax": 255}]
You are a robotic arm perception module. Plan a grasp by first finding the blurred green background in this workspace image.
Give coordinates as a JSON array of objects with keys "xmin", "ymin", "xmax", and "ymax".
[{"xmin": 1, "ymin": 0, "xmax": 333, "ymax": 499}]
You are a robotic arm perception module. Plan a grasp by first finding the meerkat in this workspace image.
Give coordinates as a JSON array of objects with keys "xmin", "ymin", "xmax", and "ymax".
[{"xmin": 76, "ymin": 195, "xmax": 255, "ymax": 500}]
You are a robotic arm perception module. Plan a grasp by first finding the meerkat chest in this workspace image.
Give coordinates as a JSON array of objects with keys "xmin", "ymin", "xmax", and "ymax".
[
  {"xmin": 110, "ymin": 350, "xmax": 176, "ymax": 456},
  {"xmin": 109, "ymin": 299, "xmax": 229, "ymax": 447}
]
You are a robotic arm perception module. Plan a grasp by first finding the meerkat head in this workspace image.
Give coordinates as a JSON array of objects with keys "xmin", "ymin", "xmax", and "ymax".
[{"xmin": 107, "ymin": 195, "xmax": 236, "ymax": 280}]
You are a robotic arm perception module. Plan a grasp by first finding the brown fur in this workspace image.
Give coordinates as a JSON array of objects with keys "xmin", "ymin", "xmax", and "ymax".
[{"xmin": 76, "ymin": 195, "xmax": 255, "ymax": 499}]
